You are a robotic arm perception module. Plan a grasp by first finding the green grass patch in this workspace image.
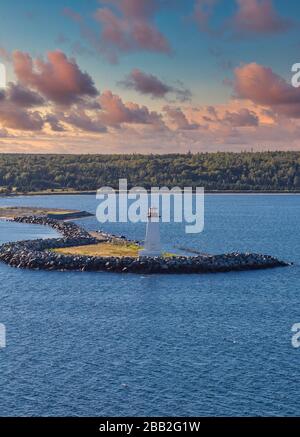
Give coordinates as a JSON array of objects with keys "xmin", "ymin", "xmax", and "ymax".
[
  {"xmin": 54, "ymin": 242, "xmax": 176, "ymax": 258},
  {"xmin": 55, "ymin": 242, "xmax": 140, "ymax": 258}
]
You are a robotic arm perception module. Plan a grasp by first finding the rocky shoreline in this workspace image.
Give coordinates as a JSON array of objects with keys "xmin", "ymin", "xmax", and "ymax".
[{"xmin": 0, "ymin": 216, "xmax": 290, "ymax": 274}]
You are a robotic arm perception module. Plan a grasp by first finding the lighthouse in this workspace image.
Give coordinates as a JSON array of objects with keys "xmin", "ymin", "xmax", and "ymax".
[{"xmin": 139, "ymin": 207, "xmax": 162, "ymax": 257}]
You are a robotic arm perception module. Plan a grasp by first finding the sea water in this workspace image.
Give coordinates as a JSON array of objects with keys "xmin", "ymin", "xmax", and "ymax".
[{"xmin": 0, "ymin": 194, "xmax": 299, "ymax": 416}]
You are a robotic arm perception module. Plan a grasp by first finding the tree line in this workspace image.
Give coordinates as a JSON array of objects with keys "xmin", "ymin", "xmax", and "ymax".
[{"xmin": 0, "ymin": 152, "xmax": 299, "ymax": 193}]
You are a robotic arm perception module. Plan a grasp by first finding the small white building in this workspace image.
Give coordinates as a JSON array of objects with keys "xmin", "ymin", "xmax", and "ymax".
[{"xmin": 139, "ymin": 207, "xmax": 162, "ymax": 257}]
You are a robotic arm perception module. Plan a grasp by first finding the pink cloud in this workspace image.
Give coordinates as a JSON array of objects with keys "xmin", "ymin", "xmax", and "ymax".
[
  {"xmin": 194, "ymin": 0, "xmax": 220, "ymax": 34},
  {"xmin": 201, "ymin": 105, "xmax": 259, "ymax": 126},
  {"xmin": 0, "ymin": 84, "xmax": 165, "ymax": 135},
  {"xmin": 13, "ymin": 50, "xmax": 99, "ymax": 106},
  {"xmin": 223, "ymin": 108, "xmax": 259, "ymax": 127},
  {"xmin": 194, "ymin": 0, "xmax": 291, "ymax": 36},
  {"xmin": 0, "ymin": 128, "xmax": 9, "ymax": 138},
  {"xmin": 119, "ymin": 69, "xmax": 192, "ymax": 101},
  {"xmin": 0, "ymin": 82, "xmax": 46, "ymax": 131},
  {"xmin": 0, "ymin": 104, "xmax": 44, "ymax": 131},
  {"xmin": 5, "ymin": 83, "xmax": 45, "ymax": 108},
  {"xmin": 163, "ymin": 106, "xmax": 199, "ymax": 130},
  {"xmin": 234, "ymin": 62, "xmax": 300, "ymax": 117},
  {"xmin": 99, "ymin": 90, "xmax": 164, "ymax": 127},
  {"xmin": 44, "ymin": 114, "xmax": 65, "ymax": 132},
  {"xmin": 234, "ymin": 0, "xmax": 291, "ymax": 34},
  {"xmin": 121, "ymin": 69, "xmax": 171, "ymax": 97},
  {"xmin": 61, "ymin": 109, "xmax": 107, "ymax": 133},
  {"xmin": 111, "ymin": 0, "xmax": 159, "ymax": 19},
  {"xmin": 3, "ymin": 97, "xmax": 300, "ymax": 152},
  {"xmin": 43, "ymin": 90, "xmax": 165, "ymax": 134},
  {"xmin": 93, "ymin": 0, "xmax": 171, "ymax": 62}
]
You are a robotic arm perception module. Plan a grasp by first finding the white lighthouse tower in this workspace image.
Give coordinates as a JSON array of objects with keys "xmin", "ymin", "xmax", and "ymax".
[{"xmin": 139, "ymin": 207, "xmax": 162, "ymax": 257}]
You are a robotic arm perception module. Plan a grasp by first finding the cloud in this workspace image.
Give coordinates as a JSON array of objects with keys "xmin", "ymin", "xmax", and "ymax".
[
  {"xmin": 65, "ymin": 0, "xmax": 171, "ymax": 63},
  {"xmin": 3, "ymin": 98, "xmax": 300, "ymax": 152},
  {"xmin": 13, "ymin": 50, "xmax": 99, "ymax": 106},
  {"xmin": 163, "ymin": 106, "xmax": 199, "ymax": 130},
  {"xmin": 0, "ymin": 82, "xmax": 165, "ymax": 136},
  {"xmin": 119, "ymin": 69, "xmax": 192, "ymax": 101},
  {"xmin": 5, "ymin": 83, "xmax": 45, "ymax": 108},
  {"xmin": 0, "ymin": 103, "xmax": 44, "ymax": 131},
  {"xmin": 0, "ymin": 128, "xmax": 9, "ymax": 138},
  {"xmin": 0, "ymin": 82, "xmax": 45, "ymax": 131},
  {"xmin": 63, "ymin": 2, "xmax": 176, "ymax": 62},
  {"xmin": 194, "ymin": 0, "xmax": 220, "ymax": 34},
  {"xmin": 61, "ymin": 109, "xmax": 107, "ymax": 133},
  {"xmin": 0, "ymin": 43, "xmax": 175, "ymax": 137},
  {"xmin": 223, "ymin": 108, "xmax": 259, "ymax": 126},
  {"xmin": 39, "ymin": 90, "xmax": 166, "ymax": 134},
  {"xmin": 99, "ymin": 90, "xmax": 164, "ymax": 127},
  {"xmin": 109, "ymin": 0, "xmax": 158, "ymax": 19},
  {"xmin": 44, "ymin": 114, "xmax": 66, "ymax": 132},
  {"xmin": 234, "ymin": 62, "xmax": 300, "ymax": 117},
  {"xmin": 201, "ymin": 104, "xmax": 259, "ymax": 127},
  {"xmin": 204, "ymin": 105, "xmax": 219, "ymax": 121},
  {"xmin": 194, "ymin": 0, "xmax": 291, "ymax": 37},
  {"xmin": 234, "ymin": 0, "xmax": 291, "ymax": 35},
  {"xmin": 120, "ymin": 69, "xmax": 171, "ymax": 98}
]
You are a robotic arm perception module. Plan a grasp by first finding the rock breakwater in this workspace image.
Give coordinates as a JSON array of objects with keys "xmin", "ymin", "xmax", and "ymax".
[
  {"xmin": 13, "ymin": 215, "xmax": 95, "ymax": 240},
  {"xmin": 0, "ymin": 216, "xmax": 289, "ymax": 274}
]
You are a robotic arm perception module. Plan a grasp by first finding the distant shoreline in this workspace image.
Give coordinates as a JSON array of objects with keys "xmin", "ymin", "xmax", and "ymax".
[
  {"xmin": 1, "ymin": 190, "xmax": 300, "ymax": 197},
  {"xmin": 1, "ymin": 153, "xmax": 299, "ymax": 197}
]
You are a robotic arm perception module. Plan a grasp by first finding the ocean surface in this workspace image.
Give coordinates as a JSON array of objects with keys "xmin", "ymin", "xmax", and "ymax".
[{"xmin": 0, "ymin": 194, "xmax": 299, "ymax": 417}]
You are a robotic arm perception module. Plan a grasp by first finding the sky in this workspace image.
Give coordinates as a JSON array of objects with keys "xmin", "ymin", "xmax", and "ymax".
[{"xmin": 1, "ymin": 0, "xmax": 300, "ymax": 154}]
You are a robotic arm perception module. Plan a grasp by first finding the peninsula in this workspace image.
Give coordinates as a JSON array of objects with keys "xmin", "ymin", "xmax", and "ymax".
[
  {"xmin": 0, "ymin": 211, "xmax": 289, "ymax": 275},
  {"xmin": 0, "ymin": 206, "xmax": 93, "ymax": 220}
]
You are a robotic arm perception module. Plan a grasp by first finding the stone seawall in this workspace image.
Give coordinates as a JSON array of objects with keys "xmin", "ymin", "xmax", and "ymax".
[
  {"xmin": 13, "ymin": 216, "xmax": 96, "ymax": 240},
  {"xmin": 0, "ymin": 216, "xmax": 289, "ymax": 274}
]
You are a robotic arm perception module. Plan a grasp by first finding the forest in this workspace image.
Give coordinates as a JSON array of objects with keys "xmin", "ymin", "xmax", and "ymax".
[{"xmin": 0, "ymin": 152, "xmax": 299, "ymax": 193}]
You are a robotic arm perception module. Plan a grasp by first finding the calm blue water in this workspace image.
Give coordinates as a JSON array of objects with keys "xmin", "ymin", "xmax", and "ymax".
[{"xmin": 0, "ymin": 194, "xmax": 299, "ymax": 417}]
